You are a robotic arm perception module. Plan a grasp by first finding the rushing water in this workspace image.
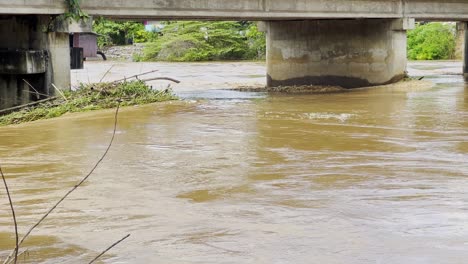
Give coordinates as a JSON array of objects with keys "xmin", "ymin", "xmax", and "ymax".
[{"xmin": 0, "ymin": 61, "xmax": 467, "ymax": 263}]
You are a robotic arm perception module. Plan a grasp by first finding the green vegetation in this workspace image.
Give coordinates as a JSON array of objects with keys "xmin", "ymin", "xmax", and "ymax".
[
  {"xmin": 140, "ymin": 21, "xmax": 266, "ymax": 62},
  {"xmin": 407, "ymin": 22, "xmax": 456, "ymax": 60},
  {"xmin": 0, "ymin": 81, "xmax": 177, "ymax": 126},
  {"xmin": 93, "ymin": 18, "xmax": 158, "ymax": 47},
  {"xmin": 64, "ymin": 0, "xmax": 88, "ymax": 21},
  {"xmin": 93, "ymin": 19, "xmax": 266, "ymax": 61}
]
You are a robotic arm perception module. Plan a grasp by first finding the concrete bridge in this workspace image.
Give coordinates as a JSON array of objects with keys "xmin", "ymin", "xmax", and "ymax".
[{"xmin": 1, "ymin": 0, "xmax": 468, "ymax": 109}]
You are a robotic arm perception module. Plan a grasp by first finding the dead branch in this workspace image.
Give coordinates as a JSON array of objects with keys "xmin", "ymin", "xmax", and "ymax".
[
  {"xmin": 5, "ymin": 250, "xmax": 28, "ymax": 264},
  {"xmin": 140, "ymin": 77, "xmax": 181, "ymax": 84},
  {"xmin": 3, "ymin": 102, "xmax": 121, "ymax": 264},
  {"xmin": 51, "ymin": 84, "xmax": 68, "ymax": 102},
  {"xmin": 0, "ymin": 97, "xmax": 58, "ymax": 116},
  {"xmin": 0, "ymin": 166, "xmax": 19, "ymax": 264},
  {"xmin": 88, "ymin": 234, "xmax": 130, "ymax": 264},
  {"xmin": 22, "ymin": 90, "xmax": 50, "ymax": 98},
  {"xmin": 22, "ymin": 80, "xmax": 40, "ymax": 100},
  {"xmin": 112, "ymin": 69, "xmax": 159, "ymax": 83},
  {"xmin": 99, "ymin": 65, "xmax": 115, "ymax": 83}
]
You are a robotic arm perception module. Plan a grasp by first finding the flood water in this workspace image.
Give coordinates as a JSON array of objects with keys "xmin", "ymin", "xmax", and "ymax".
[{"xmin": 0, "ymin": 61, "xmax": 467, "ymax": 263}]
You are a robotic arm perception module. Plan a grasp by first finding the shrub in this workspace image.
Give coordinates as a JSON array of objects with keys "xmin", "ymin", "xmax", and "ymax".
[
  {"xmin": 141, "ymin": 21, "xmax": 266, "ymax": 62},
  {"xmin": 407, "ymin": 22, "xmax": 456, "ymax": 60},
  {"xmin": 93, "ymin": 18, "xmax": 158, "ymax": 47}
]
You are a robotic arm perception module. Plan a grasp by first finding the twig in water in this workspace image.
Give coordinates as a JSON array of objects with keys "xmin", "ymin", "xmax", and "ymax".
[
  {"xmin": 88, "ymin": 234, "xmax": 130, "ymax": 264},
  {"xmin": 0, "ymin": 165, "xmax": 19, "ymax": 264},
  {"xmin": 99, "ymin": 65, "xmax": 115, "ymax": 83},
  {"xmin": 5, "ymin": 250, "xmax": 28, "ymax": 264},
  {"xmin": 3, "ymin": 102, "xmax": 121, "ymax": 264},
  {"xmin": 51, "ymin": 84, "xmax": 68, "ymax": 102}
]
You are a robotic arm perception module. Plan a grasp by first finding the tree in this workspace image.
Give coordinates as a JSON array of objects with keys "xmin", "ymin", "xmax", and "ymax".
[{"xmin": 407, "ymin": 23, "xmax": 456, "ymax": 60}]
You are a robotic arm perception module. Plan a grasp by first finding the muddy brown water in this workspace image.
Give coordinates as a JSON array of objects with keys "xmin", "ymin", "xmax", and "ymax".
[{"xmin": 0, "ymin": 61, "xmax": 467, "ymax": 263}]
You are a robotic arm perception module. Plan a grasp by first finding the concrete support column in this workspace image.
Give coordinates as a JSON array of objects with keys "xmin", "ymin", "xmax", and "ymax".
[
  {"xmin": 455, "ymin": 22, "xmax": 465, "ymax": 60},
  {"xmin": 48, "ymin": 32, "xmax": 71, "ymax": 92},
  {"xmin": 0, "ymin": 15, "xmax": 71, "ymax": 110},
  {"xmin": 463, "ymin": 22, "xmax": 468, "ymax": 80},
  {"xmin": 266, "ymin": 19, "xmax": 414, "ymax": 88}
]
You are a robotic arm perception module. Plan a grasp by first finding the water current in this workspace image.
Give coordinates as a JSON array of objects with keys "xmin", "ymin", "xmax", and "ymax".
[{"xmin": 0, "ymin": 61, "xmax": 467, "ymax": 263}]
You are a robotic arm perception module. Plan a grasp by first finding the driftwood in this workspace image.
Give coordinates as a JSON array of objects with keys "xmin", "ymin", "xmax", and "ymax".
[{"xmin": 0, "ymin": 97, "xmax": 58, "ymax": 116}]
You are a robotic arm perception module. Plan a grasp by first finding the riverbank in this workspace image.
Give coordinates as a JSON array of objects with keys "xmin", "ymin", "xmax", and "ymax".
[{"xmin": 0, "ymin": 81, "xmax": 177, "ymax": 126}]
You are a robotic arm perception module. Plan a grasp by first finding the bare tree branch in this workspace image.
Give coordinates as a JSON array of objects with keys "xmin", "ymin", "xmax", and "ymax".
[
  {"xmin": 0, "ymin": 165, "xmax": 19, "ymax": 264},
  {"xmin": 3, "ymin": 102, "xmax": 121, "ymax": 264},
  {"xmin": 112, "ymin": 69, "xmax": 159, "ymax": 83},
  {"xmin": 88, "ymin": 234, "xmax": 130, "ymax": 264},
  {"xmin": 99, "ymin": 65, "xmax": 115, "ymax": 83}
]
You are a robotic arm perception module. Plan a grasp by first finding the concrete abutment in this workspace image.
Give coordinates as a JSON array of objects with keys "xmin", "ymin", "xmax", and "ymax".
[
  {"xmin": 266, "ymin": 19, "xmax": 414, "ymax": 88},
  {"xmin": 0, "ymin": 15, "xmax": 70, "ymax": 110}
]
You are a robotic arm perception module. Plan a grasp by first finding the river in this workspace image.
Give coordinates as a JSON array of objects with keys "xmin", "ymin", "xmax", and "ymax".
[{"xmin": 0, "ymin": 61, "xmax": 467, "ymax": 263}]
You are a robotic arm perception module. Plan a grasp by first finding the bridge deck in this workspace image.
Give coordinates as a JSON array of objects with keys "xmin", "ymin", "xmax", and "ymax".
[{"xmin": 1, "ymin": 0, "xmax": 468, "ymax": 21}]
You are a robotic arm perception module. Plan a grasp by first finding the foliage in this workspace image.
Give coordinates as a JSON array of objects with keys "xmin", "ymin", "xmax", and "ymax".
[
  {"xmin": 245, "ymin": 22, "xmax": 266, "ymax": 59},
  {"xmin": 64, "ymin": 0, "xmax": 88, "ymax": 21},
  {"xmin": 0, "ymin": 81, "xmax": 177, "ymax": 126},
  {"xmin": 407, "ymin": 22, "xmax": 456, "ymax": 60},
  {"xmin": 93, "ymin": 18, "xmax": 158, "ymax": 48},
  {"xmin": 140, "ymin": 21, "xmax": 266, "ymax": 62}
]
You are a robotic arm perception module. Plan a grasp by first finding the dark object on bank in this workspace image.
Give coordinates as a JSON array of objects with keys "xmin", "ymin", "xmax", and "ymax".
[
  {"xmin": 97, "ymin": 51, "xmax": 107, "ymax": 61},
  {"xmin": 71, "ymin": 47, "xmax": 84, "ymax": 69}
]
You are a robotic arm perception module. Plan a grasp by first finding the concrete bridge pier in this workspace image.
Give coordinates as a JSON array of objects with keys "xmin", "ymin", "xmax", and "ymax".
[
  {"xmin": 266, "ymin": 19, "xmax": 415, "ymax": 88},
  {"xmin": 0, "ymin": 15, "xmax": 70, "ymax": 110},
  {"xmin": 462, "ymin": 22, "xmax": 468, "ymax": 80}
]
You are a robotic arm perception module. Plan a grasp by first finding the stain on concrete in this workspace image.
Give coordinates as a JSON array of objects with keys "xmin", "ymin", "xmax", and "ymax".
[{"xmin": 267, "ymin": 74, "xmax": 406, "ymax": 89}]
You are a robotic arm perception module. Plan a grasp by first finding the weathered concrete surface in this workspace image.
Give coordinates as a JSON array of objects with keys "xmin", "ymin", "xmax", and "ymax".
[
  {"xmin": 78, "ymin": 0, "xmax": 468, "ymax": 20},
  {"xmin": 0, "ymin": 0, "xmax": 65, "ymax": 15},
  {"xmin": 266, "ymin": 19, "xmax": 409, "ymax": 88},
  {"xmin": 5, "ymin": 0, "xmax": 468, "ymax": 20},
  {"xmin": 48, "ymin": 32, "xmax": 71, "ymax": 90},
  {"xmin": 0, "ymin": 50, "xmax": 47, "ymax": 74},
  {"xmin": 463, "ymin": 22, "xmax": 468, "ymax": 80},
  {"xmin": 0, "ymin": 15, "xmax": 70, "ymax": 109}
]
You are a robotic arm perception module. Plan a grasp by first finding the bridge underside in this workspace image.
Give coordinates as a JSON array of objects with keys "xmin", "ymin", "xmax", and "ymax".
[{"xmin": 5, "ymin": 0, "xmax": 468, "ymax": 21}]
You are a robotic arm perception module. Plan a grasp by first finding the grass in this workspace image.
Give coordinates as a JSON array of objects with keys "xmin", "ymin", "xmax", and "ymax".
[{"xmin": 0, "ymin": 80, "xmax": 177, "ymax": 126}]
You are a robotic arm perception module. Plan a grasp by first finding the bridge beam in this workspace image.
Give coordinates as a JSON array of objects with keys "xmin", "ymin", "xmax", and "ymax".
[{"xmin": 266, "ymin": 19, "xmax": 414, "ymax": 88}]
